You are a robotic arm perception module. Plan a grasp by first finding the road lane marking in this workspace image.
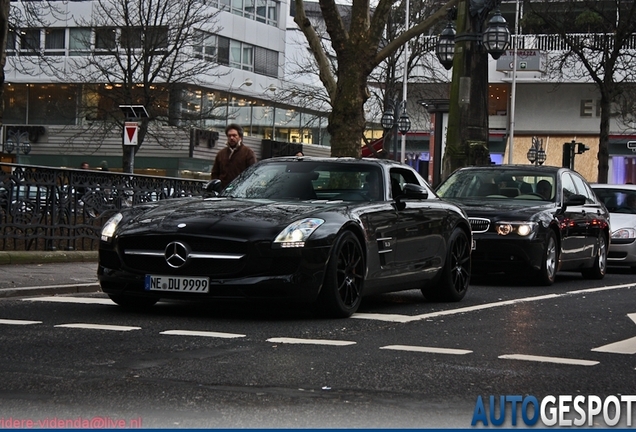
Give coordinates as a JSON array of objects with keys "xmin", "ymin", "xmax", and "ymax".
[
  {"xmin": 161, "ymin": 330, "xmax": 245, "ymax": 338},
  {"xmin": 55, "ymin": 323, "xmax": 141, "ymax": 331},
  {"xmin": 0, "ymin": 319, "xmax": 42, "ymax": 325},
  {"xmin": 380, "ymin": 345, "xmax": 472, "ymax": 355},
  {"xmin": 354, "ymin": 283, "xmax": 635, "ymax": 323},
  {"xmin": 267, "ymin": 337, "xmax": 356, "ymax": 346},
  {"xmin": 24, "ymin": 296, "xmax": 114, "ymax": 305},
  {"xmin": 499, "ymin": 354, "xmax": 599, "ymax": 366},
  {"xmin": 592, "ymin": 313, "xmax": 636, "ymax": 354}
]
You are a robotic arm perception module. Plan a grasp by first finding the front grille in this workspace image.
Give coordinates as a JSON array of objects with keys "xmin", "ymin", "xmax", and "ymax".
[{"xmin": 469, "ymin": 217, "xmax": 490, "ymax": 233}]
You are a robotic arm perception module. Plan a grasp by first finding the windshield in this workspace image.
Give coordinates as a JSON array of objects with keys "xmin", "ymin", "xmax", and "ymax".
[
  {"xmin": 223, "ymin": 161, "xmax": 384, "ymax": 202},
  {"xmin": 437, "ymin": 169, "xmax": 556, "ymax": 202},
  {"xmin": 593, "ymin": 187, "xmax": 636, "ymax": 214}
]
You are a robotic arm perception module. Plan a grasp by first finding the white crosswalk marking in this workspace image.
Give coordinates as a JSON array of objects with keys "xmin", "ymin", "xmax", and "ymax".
[
  {"xmin": 267, "ymin": 337, "xmax": 356, "ymax": 346},
  {"xmin": 499, "ymin": 354, "xmax": 598, "ymax": 366},
  {"xmin": 380, "ymin": 345, "xmax": 472, "ymax": 355},
  {"xmin": 24, "ymin": 296, "xmax": 114, "ymax": 305},
  {"xmin": 592, "ymin": 313, "xmax": 636, "ymax": 354},
  {"xmin": 0, "ymin": 318, "xmax": 42, "ymax": 325},
  {"xmin": 55, "ymin": 323, "xmax": 141, "ymax": 331},
  {"xmin": 161, "ymin": 330, "xmax": 245, "ymax": 338}
]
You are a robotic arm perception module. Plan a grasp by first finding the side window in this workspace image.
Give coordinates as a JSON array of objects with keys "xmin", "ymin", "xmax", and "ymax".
[
  {"xmin": 390, "ymin": 168, "xmax": 424, "ymax": 199},
  {"xmin": 570, "ymin": 174, "xmax": 595, "ymax": 204},
  {"xmin": 561, "ymin": 173, "xmax": 577, "ymax": 201}
]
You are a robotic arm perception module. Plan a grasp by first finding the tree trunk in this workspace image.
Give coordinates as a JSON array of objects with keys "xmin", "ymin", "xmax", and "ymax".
[
  {"xmin": 328, "ymin": 61, "xmax": 370, "ymax": 158},
  {"xmin": 597, "ymin": 92, "xmax": 611, "ymax": 184}
]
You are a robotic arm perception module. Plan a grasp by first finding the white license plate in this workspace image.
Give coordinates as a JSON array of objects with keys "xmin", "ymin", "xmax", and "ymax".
[{"xmin": 144, "ymin": 275, "xmax": 209, "ymax": 293}]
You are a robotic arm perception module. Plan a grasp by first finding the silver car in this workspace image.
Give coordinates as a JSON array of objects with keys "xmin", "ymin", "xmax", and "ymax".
[{"xmin": 591, "ymin": 184, "xmax": 636, "ymax": 272}]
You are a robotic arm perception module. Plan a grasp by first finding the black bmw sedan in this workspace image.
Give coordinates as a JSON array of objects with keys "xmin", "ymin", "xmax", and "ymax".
[
  {"xmin": 436, "ymin": 165, "xmax": 610, "ymax": 285},
  {"xmin": 98, "ymin": 157, "xmax": 472, "ymax": 317}
]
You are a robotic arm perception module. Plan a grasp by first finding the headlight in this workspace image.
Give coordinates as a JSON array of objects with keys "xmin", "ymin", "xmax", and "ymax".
[
  {"xmin": 612, "ymin": 228, "xmax": 636, "ymax": 240},
  {"xmin": 274, "ymin": 218, "xmax": 325, "ymax": 248},
  {"xmin": 101, "ymin": 213, "xmax": 123, "ymax": 242},
  {"xmin": 495, "ymin": 221, "xmax": 537, "ymax": 237}
]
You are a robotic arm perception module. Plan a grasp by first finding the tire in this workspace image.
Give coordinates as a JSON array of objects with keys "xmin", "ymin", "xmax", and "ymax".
[
  {"xmin": 581, "ymin": 234, "xmax": 607, "ymax": 280},
  {"xmin": 422, "ymin": 228, "xmax": 470, "ymax": 302},
  {"xmin": 535, "ymin": 231, "xmax": 558, "ymax": 286},
  {"xmin": 317, "ymin": 231, "xmax": 364, "ymax": 318},
  {"xmin": 108, "ymin": 294, "xmax": 158, "ymax": 310}
]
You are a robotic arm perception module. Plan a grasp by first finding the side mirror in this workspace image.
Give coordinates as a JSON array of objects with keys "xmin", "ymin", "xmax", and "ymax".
[
  {"xmin": 400, "ymin": 183, "xmax": 429, "ymax": 200},
  {"xmin": 204, "ymin": 179, "xmax": 223, "ymax": 196},
  {"xmin": 564, "ymin": 193, "xmax": 586, "ymax": 207}
]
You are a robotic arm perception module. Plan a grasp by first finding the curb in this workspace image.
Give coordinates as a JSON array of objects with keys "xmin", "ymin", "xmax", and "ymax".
[
  {"xmin": 0, "ymin": 283, "xmax": 102, "ymax": 299},
  {"xmin": 0, "ymin": 251, "xmax": 99, "ymax": 266}
]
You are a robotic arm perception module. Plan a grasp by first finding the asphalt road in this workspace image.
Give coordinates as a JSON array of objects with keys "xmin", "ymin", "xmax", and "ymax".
[{"xmin": 1, "ymin": 267, "xmax": 635, "ymax": 428}]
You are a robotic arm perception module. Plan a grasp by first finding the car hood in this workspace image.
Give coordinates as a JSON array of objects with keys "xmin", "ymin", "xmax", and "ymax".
[
  {"xmin": 118, "ymin": 197, "xmax": 345, "ymax": 238},
  {"xmin": 608, "ymin": 212, "xmax": 636, "ymax": 231},
  {"xmin": 444, "ymin": 198, "xmax": 556, "ymax": 221}
]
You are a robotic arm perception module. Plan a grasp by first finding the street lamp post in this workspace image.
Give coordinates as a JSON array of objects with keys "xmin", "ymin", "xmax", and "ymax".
[
  {"xmin": 527, "ymin": 136, "xmax": 546, "ymax": 166},
  {"xmin": 435, "ymin": 0, "xmax": 510, "ymax": 179},
  {"xmin": 381, "ymin": 100, "xmax": 411, "ymax": 161}
]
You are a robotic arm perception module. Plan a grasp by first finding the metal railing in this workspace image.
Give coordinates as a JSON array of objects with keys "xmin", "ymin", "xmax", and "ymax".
[{"xmin": 0, "ymin": 163, "xmax": 208, "ymax": 251}]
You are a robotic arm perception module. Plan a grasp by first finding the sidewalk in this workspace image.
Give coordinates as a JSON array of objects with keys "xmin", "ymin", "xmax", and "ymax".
[{"xmin": 0, "ymin": 251, "xmax": 101, "ymax": 299}]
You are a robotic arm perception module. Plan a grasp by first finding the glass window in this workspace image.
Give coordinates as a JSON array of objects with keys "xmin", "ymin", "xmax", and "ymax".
[
  {"xmin": 232, "ymin": 0, "xmax": 243, "ymax": 15},
  {"xmin": 95, "ymin": 27, "xmax": 117, "ymax": 50},
  {"xmin": 193, "ymin": 31, "xmax": 216, "ymax": 62},
  {"xmin": 120, "ymin": 27, "xmax": 142, "ymax": 50},
  {"xmin": 6, "ymin": 29, "xmax": 16, "ymax": 56},
  {"xmin": 69, "ymin": 28, "xmax": 91, "ymax": 56},
  {"xmin": 146, "ymin": 26, "xmax": 169, "ymax": 50},
  {"xmin": 20, "ymin": 29, "xmax": 41, "ymax": 55},
  {"xmin": 28, "ymin": 84, "xmax": 78, "ymax": 125},
  {"xmin": 44, "ymin": 28, "xmax": 65, "ymax": 56},
  {"xmin": 2, "ymin": 84, "xmax": 28, "ymax": 123},
  {"xmin": 561, "ymin": 173, "xmax": 577, "ymax": 200},
  {"xmin": 256, "ymin": 0, "xmax": 267, "ymax": 23}
]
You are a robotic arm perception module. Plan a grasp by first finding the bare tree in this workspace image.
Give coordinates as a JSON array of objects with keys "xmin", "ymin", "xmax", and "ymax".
[
  {"xmin": 293, "ymin": 0, "xmax": 457, "ymax": 157},
  {"xmin": 523, "ymin": 0, "xmax": 636, "ymax": 183},
  {"xmin": 8, "ymin": 0, "xmax": 223, "ymax": 172}
]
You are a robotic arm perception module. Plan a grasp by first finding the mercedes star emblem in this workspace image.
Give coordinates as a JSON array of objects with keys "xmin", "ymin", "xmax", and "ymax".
[{"xmin": 164, "ymin": 241, "xmax": 190, "ymax": 268}]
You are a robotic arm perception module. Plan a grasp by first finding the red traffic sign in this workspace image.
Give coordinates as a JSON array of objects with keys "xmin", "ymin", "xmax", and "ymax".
[{"xmin": 124, "ymin": 122, "xmax": 138, "ymax": 146}]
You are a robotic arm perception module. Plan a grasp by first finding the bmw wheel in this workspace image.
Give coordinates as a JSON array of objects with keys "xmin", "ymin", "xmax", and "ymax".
[
  {"xmin": 536, "ymin": 231, "xmax": 557, "ymax": 286},
  {"xmin": 581, "ymin": 235, "xmax": 607, "ymax": 280},
  {"xmin": 422, "ymin": 228, "xmax": 470, "ymax": 301},
  {"xmin": 317, "ymin": 231, "xmax": 364, "ymax": 318}
]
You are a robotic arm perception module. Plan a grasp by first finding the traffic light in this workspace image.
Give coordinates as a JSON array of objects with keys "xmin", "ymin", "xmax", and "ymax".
[
  {"xmin": 576, "ymin": 143, "xmax": 590, "ymax": 154},
  {"xmin": 562, "ymin": 142, "xmax": 573, "ymax": 169}
]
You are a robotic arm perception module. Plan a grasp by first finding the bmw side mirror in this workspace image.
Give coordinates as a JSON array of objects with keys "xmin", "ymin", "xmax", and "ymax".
[{"xmin": 564, "ymin": 193, "xmax": 586, "ymax": 207}]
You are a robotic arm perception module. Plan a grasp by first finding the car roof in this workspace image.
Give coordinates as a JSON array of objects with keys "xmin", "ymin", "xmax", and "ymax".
[
  {"xmin": 591, "ymin": 183, "xmax": 636, "ymax": 191},
  {"xmin": 451, "ymin": 164, "xmax": 565, "ymax": 174},
  {"xmin": 262, "ymin": 156, "xmax": 408, "ymax": 168}
]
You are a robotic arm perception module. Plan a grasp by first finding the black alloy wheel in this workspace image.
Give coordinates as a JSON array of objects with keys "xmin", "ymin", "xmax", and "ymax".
[
  {"xmin": 317, "ymin": 231, "xmax": 364, "ymax": 318},
  {"xmin": 423, "ymin": 228, "xmax": 470, "ymax": 301}
]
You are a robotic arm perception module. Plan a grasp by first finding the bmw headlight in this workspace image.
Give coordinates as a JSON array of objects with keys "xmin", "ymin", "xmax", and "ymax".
[
  {"xmin": 274, "ymin": 218, "xmax": 325, "ymax": 248},
  {"xmin": 101, "ymin": 213, "xmax": 123, "ymax": 242},
  {"xmin": 612, "ymin": 228, "xmax": 636, "ymax": 240},
  {"xmin": 495, "ymin": 221, "xmax": 537, "ymax": 237}
]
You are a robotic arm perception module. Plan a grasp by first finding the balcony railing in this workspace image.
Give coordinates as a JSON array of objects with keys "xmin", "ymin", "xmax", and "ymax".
[
  {"xmin": 421, "ymin": 32, "xmax": 636, "ymax": 52},
  {"xmin": 0, "ymin": 163, "xmax": 208, "ymax": 251}
]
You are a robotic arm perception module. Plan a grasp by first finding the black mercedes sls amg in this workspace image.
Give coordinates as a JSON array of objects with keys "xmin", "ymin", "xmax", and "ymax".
[{"xmin": 98, "ymin": 157, "xmax": 472, "ymax": 317}]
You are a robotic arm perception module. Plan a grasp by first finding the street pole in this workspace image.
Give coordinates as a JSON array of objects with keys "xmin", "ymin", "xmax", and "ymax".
[
  {"xmin": 399, "ymin": 0, "xmax": 410, "ymax": 164},
  {"xmin": 507, "ymin": 0, "xmax": 520, "ymax": 165}
]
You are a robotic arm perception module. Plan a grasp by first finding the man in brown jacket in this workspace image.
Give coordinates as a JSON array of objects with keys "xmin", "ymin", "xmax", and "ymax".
[{"xmin": 211, "ymin": 123, "xmax": 257, "ymax": 188}]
